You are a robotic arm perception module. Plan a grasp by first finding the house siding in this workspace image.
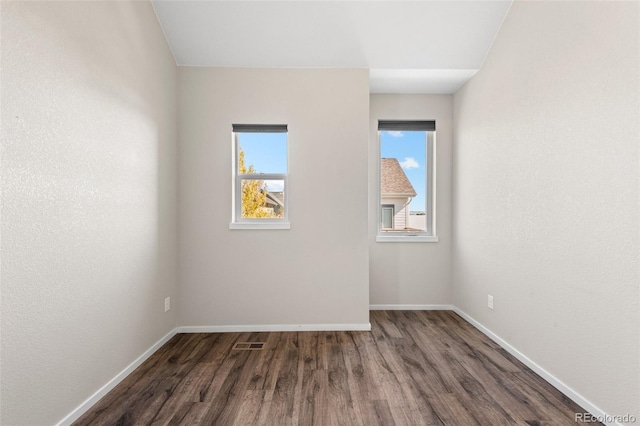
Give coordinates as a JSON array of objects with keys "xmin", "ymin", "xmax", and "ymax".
[{"xmin": 381, "ymin": 196, "xmax": 410, "ymax": 229}]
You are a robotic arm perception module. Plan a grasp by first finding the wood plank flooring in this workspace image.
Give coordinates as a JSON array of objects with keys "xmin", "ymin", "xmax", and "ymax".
[{"xmin": 74, "ymin": 311, "xmax": 597, "ymax": 425}]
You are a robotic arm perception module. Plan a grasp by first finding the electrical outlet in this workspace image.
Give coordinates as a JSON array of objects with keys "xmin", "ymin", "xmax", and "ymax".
[
  {"xmin": 488, "ymin": 295, "xmax": 494, "ymax": 310},
  {"xmin": 164, "ymin": 297, "xmax": 170, "ymax": 312}
]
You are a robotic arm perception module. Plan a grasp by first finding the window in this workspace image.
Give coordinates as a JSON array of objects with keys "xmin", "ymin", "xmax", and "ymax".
[
  {"xmin": 377, "ymin": 120, "xmax": 437, "ymax": 242},
  {"xmin": 230, "ymin": 124, "xmax": 289, "ymax": 230},
  {"xmin": 382, "ymin": 205, "xmax": 395, "ymax": 229}
]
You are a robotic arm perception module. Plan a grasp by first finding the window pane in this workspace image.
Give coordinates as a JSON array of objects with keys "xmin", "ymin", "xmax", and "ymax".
[
  {"xmin": 382, "ymin": 206, "xmax": 394, "ymax": 229},
  {"xmin": 380, "ymin": 130, "xmax": 426, "ymax": 232},
  {"xmin": 241, "ymin": 179, "xmax": 285, "ymax": 219},
  {"xmin": 238, "ymin": 132, "xmax": 287, "ymax": 174}
]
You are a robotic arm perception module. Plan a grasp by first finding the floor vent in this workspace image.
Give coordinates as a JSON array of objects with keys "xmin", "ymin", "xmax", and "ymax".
[{"xmin": 232, "ymin": 342, "xmax": 265, "ymax": 351}]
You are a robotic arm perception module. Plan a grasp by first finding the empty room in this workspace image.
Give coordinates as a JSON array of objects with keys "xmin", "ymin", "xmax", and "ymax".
[{"xmin": 1, "ymin": 1, "xmax": 638, "ymax": 425}]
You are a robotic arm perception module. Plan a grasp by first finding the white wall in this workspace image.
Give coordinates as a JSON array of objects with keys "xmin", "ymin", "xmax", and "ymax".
[
  {"xmin": 369, "ymin": 95, "xmax": 453, "ymax": 306},
  {"xmin": 1, "ymin": 2, "xmax": 178, "ymax": 424},
  {"xmin": 408, "ymin": 213, "xmax": 426, "ymax": 231},
  {"xmin": 453, "ymin": 1, "xmax": 639, "ymax": 421},
  {"xmin": 178, "ymin": 67, "xmax": 370, "ymax": 328}
]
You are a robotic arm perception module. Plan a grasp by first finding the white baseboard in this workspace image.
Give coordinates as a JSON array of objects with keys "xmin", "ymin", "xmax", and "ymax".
[
  {"xmin": 177, "ymin": 323, "xmax": 371, "ymax": 333},
  {"xmin": 452, "ymin": 307, "xmax": 619, "ymax": 426},
  {"xmin": 55, "ymin": 328, "xmax": 178, "ymax": 426},
  {"xmin": 370, "ymin": 304, "xmax": 454, "ymax": 310}
]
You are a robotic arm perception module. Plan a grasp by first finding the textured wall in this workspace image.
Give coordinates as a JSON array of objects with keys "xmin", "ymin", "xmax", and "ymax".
[
  {"xmin": 453, "ymin": 1, "xmax": 639, "ymax": 421},
  {"xmin": 369, "ymin": 95, "xmax": 453, "ymax": 306},
  {"xmin": 178, "ymin": 67, "xmax": 370, "ymax": 328},
  {"xmin": 1, "ymin": 2, "xmax": 178, "ymax": 424}
]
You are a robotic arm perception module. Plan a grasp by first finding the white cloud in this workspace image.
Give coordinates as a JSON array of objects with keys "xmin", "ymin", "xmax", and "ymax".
[
  {"xmin": 386, "ymin": 131, "xmax": 404, "ymax": 138},
  {"xmin": 400, "ymin": 157, "xmax": 419, "ymax": 170}
]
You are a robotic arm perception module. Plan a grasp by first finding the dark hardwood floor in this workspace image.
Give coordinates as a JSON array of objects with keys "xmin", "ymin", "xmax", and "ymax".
[{"xmin": 74, "ymin": 311, "xmax": 596, "ymax": 425}]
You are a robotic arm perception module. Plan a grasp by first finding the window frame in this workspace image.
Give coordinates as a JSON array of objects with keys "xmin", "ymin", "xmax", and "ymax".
[
  {"xmin": 230, "ymin": 125, "xmax": 290, "ymax": 230},
  {"xmin": 376, "ymin": 123, "xmax": 438, "ymax": 243}
]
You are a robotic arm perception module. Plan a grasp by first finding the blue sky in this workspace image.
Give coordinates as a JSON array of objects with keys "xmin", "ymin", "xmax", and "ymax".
[
  {"xmin": 381, "ymin": 130, "xmax": 426, "ymax": 213},
  {"xmin": 238, "ymin": 132, "xmax": 287, "ymax": 191},
  {"xmin": 238, "ymin": 132, "xmax": 287, "ymax": 174}
]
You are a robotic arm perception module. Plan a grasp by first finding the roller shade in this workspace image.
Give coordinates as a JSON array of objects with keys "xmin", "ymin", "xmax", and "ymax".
[
  {"xmin": 232, "ymin": 124, "xmax": 288, "ymax": 133},
  {"xmin": 378, "ymin": 120, "xmax": 435, "ymax": 131}
]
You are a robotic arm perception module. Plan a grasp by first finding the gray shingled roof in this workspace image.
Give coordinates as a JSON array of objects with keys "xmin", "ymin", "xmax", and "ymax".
[{"xmin": 381, "ymin": 158, "xmax": 417, "ymax": 197}]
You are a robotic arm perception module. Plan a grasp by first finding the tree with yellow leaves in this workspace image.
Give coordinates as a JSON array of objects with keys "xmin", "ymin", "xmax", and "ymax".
[{"xmin": 239, "ymin": 148, "xmax": 277, "ymax": 218}]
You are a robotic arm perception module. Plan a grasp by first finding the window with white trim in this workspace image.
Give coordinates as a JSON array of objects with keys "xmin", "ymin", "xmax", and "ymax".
[
  {"xmin": 230, "ymin": 124, "xmax": 289, "ymax": 230},
  {"xmin": 377, "ymin": 120, "xmax": 437, "ymax": 242}
]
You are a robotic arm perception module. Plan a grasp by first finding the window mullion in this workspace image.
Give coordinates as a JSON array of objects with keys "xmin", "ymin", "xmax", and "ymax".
[{"xmin": 237, "ymin": 173, "xmax": 285, "ymax": 181}]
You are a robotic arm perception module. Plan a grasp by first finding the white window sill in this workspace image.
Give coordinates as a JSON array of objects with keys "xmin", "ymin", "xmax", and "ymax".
[
  {"xmin": 376, "ymin": 235, "xmax": 439, "ymax": 243},
  {"xmin": 229, "ymin": 222, "xmax": 291, "ymax": 230}
]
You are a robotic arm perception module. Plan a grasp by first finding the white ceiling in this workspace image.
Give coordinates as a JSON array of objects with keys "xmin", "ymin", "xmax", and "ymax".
[{"xmin": 152, "ymin": 0, "xmax": 512, "ymax": 94}]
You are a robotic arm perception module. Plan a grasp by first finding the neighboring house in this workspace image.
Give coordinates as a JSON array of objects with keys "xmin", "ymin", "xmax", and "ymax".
[
  {"xmin": 264, "ymin": 191, "xmax": 284, "ymax": 216},
  {"xmin": 380, "ymin": 158, "xmax": 416, "ymax": 230}
]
